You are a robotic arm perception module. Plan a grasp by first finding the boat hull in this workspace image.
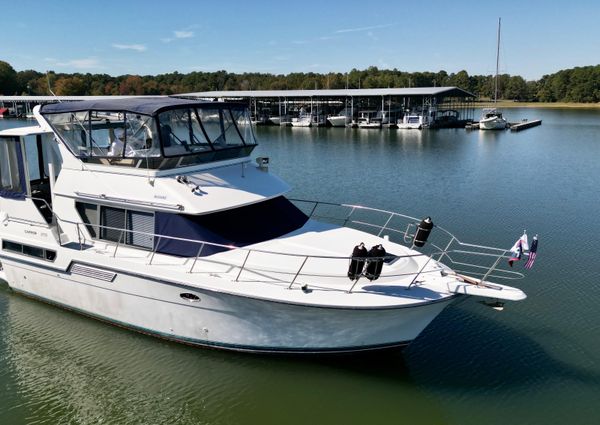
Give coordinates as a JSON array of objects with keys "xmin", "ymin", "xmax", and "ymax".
[
  {"xmin": 291, "ymin": 118, "xmax": 311, "ymax": 127},
  {"xmin": 397, "ymin": 123, "xmax": 423, "ymax": 130},
  {"xmin": 479, "ymin": 116, "xmax": 507, "ymax": 130},
  {"xmin": 1, "ymin": 257, "xmax": 455, "ymax": 354},
  {"xmin": 327, "ymin": 116, "xmax": 350, "ymax": 127}
]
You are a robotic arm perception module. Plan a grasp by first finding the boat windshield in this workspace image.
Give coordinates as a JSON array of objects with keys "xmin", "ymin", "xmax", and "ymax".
[{"xmin": 44, "ymin": 104, "xmax": 257, "ymax": 170}]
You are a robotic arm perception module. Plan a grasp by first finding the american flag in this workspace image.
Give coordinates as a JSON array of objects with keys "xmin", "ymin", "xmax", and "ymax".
[
  {"xmin": 524, "ymin": 236, "xmax": 539, "ymax": 269},
  {"xmin": 508, "ymin": 232, "xmax": 529, "ymax": 267}
]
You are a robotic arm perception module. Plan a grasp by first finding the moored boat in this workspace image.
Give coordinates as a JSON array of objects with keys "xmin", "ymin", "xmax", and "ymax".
[
  {"xmin": 479, "ymin": 108, "xmax": 507, "ymax": 130},
  {"xmin": 0, "ymin": 97, "xmax": 527, "ymax": 354},
  {"xmin": 480, "ymin": 18, "xmax": 508, "ymax": 131}
]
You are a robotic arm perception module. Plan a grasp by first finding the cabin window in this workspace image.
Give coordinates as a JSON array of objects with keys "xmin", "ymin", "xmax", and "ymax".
[
  {"xmin": 100, "ymin": 206, "xmax": 126, "ymax": 242},
  {"xmin": 0, "ymin": 137, "xmax": 25, "ymax": 195},
  {"xmin": 76, "ymin": 202, "xmax": 99, "ymax": 238},
  {"xmin": 75, "ymin": 202, "xmax": 154, "ymax": 249},
  {"xmin": 45, "ymin": 111, "xmax": 91, "ymax": 156},
  {"xmin": 2, "ymin": 240, "xmax": 57, "ymax": 262}
]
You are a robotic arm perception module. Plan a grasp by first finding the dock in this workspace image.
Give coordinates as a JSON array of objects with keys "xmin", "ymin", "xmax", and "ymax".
[{"xmin": 510, "ymin": 119, "xmax": 542, "ymax": 131}]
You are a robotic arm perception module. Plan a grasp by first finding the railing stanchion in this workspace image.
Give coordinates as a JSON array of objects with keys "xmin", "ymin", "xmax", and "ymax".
[
  {"xmin": 113, "ymin": 230, "xmax": 124, "ymax": 258},
  {"xmin": 235, "ymin": 250, "xmax": 252, "ymax": 282},
  {"xmin": 479, "ymin": 250, "xmax": 507, "ymax": 285},
  {"xmin": 342, "ymin": 206, "xmax": 356, "ymax": 227},
  {"xmin": 189, "ymin": 243, "xmax": 205, "ymax": 273},
  {"xmin": 377, "ymin": 212, "xmax": 394, "ymax": 237},
  {"xmin": 409, "ymin": 255, "xmax": 434, "ymax": 288},
  {"xmin": 437, "ymin": 236, "xmax": 456, "ymax": 262},
  {"xmin": 148, "ymin": 236, "xmax": 161, "ymax": 265},
  {"xmin": 76, "ymin": 223, "xmax": 83, "ymax": 250},
  {"xmin": 288, "ymin": 256, "xmax": 309, "ymax": 289}
]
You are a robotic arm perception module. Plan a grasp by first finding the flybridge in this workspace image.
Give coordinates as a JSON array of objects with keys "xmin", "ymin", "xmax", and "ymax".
[{"xmin": 38, "ymin": 97, "xmax": 258, "ymax": 170}]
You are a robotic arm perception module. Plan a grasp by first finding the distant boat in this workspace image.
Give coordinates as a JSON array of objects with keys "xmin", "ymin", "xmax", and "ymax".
[
  {"xmin": 292, "ymin": 112, "xmax": 325, "ymax": 127},
  {"xmin": 479, "ymin": 108, "xmax": 507, "ymax": 130},
  {"xmin": 327, "ymin": 108, "xmax": 352, "ymax": 127},
  {"xmin": 357, "ymin": 110, "xmax": 382, "ymax": 129},
  {"xmin": 291, "ymin": 112, "xmax": 312, "ymax": 127},
  {"xmin": 480, "ymin": 17, "xmax": 508, "ymax": 131},
  {"xmin": 269, "ymin": 116, "xmax": 283, "ymax": 125},
  {"xmin": 397, "ymin": 113, "xmax": 427, "ymax": 130}
]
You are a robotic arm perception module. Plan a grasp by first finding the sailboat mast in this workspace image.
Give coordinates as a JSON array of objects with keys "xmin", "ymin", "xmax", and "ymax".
[{"xmin": 494, "ymin": 17, "xmax": 501, "ymax": 103}]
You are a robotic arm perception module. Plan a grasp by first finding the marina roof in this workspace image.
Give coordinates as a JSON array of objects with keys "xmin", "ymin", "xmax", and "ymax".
[
  {"xmin": 179, "ymin": 87, "xmax": 475, "ymax": 99},
  {"xmin": 0, "ymin": 87, "xmax": 474, "ymax": 106}
]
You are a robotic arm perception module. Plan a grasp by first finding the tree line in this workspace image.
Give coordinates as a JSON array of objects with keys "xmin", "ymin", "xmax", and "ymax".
[{"xmin": 1, "ymin": 60, "xmax": 599, "ymax": 103}]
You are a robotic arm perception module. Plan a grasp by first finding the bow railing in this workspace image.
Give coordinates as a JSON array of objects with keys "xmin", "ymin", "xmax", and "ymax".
[{"xmin": 8, "ymin": 196, "xmax": 524, "ymax": 293}]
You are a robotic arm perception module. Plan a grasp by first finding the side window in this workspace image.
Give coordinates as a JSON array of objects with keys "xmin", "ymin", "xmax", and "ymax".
[
  {"xmin": 2, "ymin": 240, "xmax": 56, "ymax": 262},
  {"xmin": 100, "ymin": 206, "xmax": 126, "ymax": 242},
  {"xmin": 0, "ymin": 137, "xmax": 24, "ymax": 195},
  {"xmin": 222, "ymin": 109, "xmax": 245, "ymax": 147},
  {"xmin": 75, "ymin": 202, "xmax": 154, "ymax": 249},
  {"xmin": 45, "ymin": 111, "xmax": 91, "ymax": 157},
  {"xmin": 76, "ymin": 202, "xmax": 99, "ymax": 238}
]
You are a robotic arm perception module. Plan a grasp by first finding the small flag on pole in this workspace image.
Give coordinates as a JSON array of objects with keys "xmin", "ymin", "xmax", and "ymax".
[
  {"xmin": 508, "ymin": 231, "xmax": 529, "ymax": 267},
  {"xmin": 524, "ymin": 236, "xmax": 539, "ymax": 269}
]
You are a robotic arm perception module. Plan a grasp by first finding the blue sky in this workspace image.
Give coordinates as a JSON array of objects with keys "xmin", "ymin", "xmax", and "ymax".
[{"xmin": 3, "ymin": 0, "xmax": 599, "ymax": 80}]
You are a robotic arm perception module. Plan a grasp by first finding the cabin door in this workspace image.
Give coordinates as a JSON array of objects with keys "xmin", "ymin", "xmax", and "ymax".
[{"xmin": 22, "ymin": 133, "xmax": 62, "ymax": 224}]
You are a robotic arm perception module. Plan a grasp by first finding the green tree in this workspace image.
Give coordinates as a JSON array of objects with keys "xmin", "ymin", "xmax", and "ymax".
[{"xmin": 0, "ymin": 60, "xmax": 18, "ymax": 95}]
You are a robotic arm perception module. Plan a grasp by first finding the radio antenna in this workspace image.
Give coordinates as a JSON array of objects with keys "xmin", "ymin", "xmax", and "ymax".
[{"xmin": 46, "ymin": 71, "xmax": 61, "ymax": 102}]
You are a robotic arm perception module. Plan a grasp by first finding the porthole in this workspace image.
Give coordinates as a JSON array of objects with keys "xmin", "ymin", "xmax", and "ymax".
[{"xmin": 180, "ymin": 293, "xmax": 200, "ymax": 302}]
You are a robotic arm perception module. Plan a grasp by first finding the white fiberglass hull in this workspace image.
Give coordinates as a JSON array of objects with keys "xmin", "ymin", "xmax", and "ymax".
[
  {"xmin": 479, "ymin": 116, "xmax": 507, "ymax": 130},
  {"xmin": 291, "ymin": 118, "xmax": 312, "ymax": 127},
  {"xmin": 358, "ymin": 122, "xmax": 381, "ymax": 129},
  {"xmin": 327, "ymin": 116, "xmax": 350, "ymax": 127},
  {"xmin": 1, "ymin": 257, "xmax": 455, "ymax": 353},
  {"xmin": 397, "ymin": 123, "xmax": 423, "ymax": 130}
]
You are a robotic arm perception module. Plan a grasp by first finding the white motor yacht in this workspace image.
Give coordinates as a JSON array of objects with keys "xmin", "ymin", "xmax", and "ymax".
[
  {"xmin": 357, "ymin": 111, "xmax": 382, "ymax": 129},
  {"xmin": 327, "ymin": 108, "xmax": 352, "ymax": 127},
  {"xmin": 479, "ymin": 108, "xmax": 508, "ymax": 130},
  {"xmin": 0, "ymin": 97, "xmax": 526, "ymax": 354},
  {"xmin": 398, "ymin": 114, "xmax": 427, "ymax": 130}
]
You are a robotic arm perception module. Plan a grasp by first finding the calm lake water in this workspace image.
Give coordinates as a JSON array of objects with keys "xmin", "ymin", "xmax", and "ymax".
[{"xmin": 1, "ymin": 108, "xmax": 599, "ymax": 424}]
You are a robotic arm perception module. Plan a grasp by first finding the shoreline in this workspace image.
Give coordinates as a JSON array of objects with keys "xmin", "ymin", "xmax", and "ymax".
[{"xmin": 476, "ymin": 101, "xmax": 600, "ymax": 109}]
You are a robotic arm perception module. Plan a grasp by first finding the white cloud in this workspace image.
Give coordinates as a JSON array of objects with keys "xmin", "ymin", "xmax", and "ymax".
[
  {"xmin": 174, "ymin": 30, "xmax": 194, "ymax": 39},
  {"xmin": 47, "ymin": 57, "xmax": 101, "ymax": 69},
  {"xmin": 335, "ymin": 23, "xmax": 394, "ymax": 34},
  {"xmin": 112, "ymin": 43, "xmax": 147, "ymax": 52}
]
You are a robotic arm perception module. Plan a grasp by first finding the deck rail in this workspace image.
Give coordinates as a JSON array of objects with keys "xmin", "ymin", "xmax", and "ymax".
[{"xmin": 10, "ymin": 196, "xmax": 524, "ymax": 292}]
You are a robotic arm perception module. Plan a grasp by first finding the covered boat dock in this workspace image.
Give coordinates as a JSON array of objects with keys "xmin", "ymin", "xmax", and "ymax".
[
  {"xmin": 178, "ymin": 87, "xmax": 476, "ymax": 128},
  {"xmin": 1, "ymin": 87, "xmax": 475, "ymax": 128}
]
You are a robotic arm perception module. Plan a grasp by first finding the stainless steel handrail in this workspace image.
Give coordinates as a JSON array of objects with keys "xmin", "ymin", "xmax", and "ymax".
[{"xmin": 7, "ymin": 196, "xmax": 525, "ymax": 291}]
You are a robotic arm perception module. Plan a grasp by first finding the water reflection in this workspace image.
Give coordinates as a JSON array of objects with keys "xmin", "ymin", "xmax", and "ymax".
[{"xmin": 0, "ymin": 289, "xmax": 437, "ymax": 424}]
